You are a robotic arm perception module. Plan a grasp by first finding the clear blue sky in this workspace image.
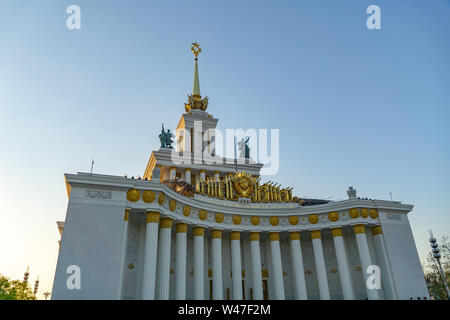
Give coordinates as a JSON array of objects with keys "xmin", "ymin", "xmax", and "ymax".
[{"xmin": 0, "ymin": 0, "xmax": 449, "ymax": 297}]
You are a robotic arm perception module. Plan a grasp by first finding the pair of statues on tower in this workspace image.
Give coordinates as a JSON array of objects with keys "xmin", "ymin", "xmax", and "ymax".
[
  {"xmin": 159, "ymin": 124, "xmax": 174, "ymax": 148},
  {"xmin": 159, "ymin": 125, "xmax": 250, "ymax": 159}
]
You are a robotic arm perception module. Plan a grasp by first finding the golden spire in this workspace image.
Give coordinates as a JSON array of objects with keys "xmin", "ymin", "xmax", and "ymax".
[
  {"xmin": 185, "ymin": 42, "xmax": 209, "ymax": 112},
  {"xmin": 191, "ymin": 42, "xmax": 201, "ymax": 97}
]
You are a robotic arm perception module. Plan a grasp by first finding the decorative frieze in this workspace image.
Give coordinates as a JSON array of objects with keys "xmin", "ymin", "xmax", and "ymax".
[{"xmin": 85, "ymin": 189, "xmax": 112, "ymax": 200}]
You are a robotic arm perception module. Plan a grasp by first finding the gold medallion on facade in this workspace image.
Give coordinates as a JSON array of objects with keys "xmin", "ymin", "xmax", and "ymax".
[
  {"xmin": 169, "ymin": 199, "xmax": 177, "ymax": 211},
  {"xmin": 232, "ymin": 215, "xmax": 242, "ymax": 225},
  {"xmin": 269, "ymin": 216, "xmax": 279, "ymax": 226},
  {"xmin": 369, "ymin": 208, "xmax": 378, "ymax": 219},
  {"xmin": 288, "ymin": 216, "xmax": 299, "ymax": 225},
  {"xmin": 198, "ymin": 209, "xmax": 208, "ymax": 220},
  {"xmin": 127, "ymin": 189, "xmax": 140, "ymax": 202},
  {"xmin": 215, "ymin": 213, "xmax": 224, "ymax": 223},
  {"xmin": 308, "ymin": 214, "xmax": 319, "ymax": 224},
  {"xmin": 250, "ymin": 216, "xmax": 260, "ymax": 226},
  {"xmin": 182, "ymin": 205, "xmax": 191, "ymax": 217},
  {"xmin": 142, "ymin": 190, "xmax": 155, "ymax": 203},
  {"xmin": 158, "ymin": 193, "xmax": 165, "ymax": 205},
  {"xmin": 360, "ymin": 208, "xmax": 369, "ymax": 218},
  {"xmin": 349, "ymin": 208, "xmax": 359, "ymax": 219},
  {"xmin": 328, "ymin": 211, "xmax": 339, "ymax": 222}
]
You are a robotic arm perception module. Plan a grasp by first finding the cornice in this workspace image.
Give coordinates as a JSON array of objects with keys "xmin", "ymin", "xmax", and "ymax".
[{"xmin": 66, "ymin": 172, "xmax": 413, "ymax": 215}]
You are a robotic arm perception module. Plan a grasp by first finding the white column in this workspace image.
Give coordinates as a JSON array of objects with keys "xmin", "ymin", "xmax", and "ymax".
[
  {"xmin": 200, "ymin": 170, "xmax": 206, "ymax": 181},
  {"xmin": 175, "ymin": 223, "xmax": 188, "ymax": 299},
  {"xmin": 353, "ymin": 224, "xmax": 380, "ymax": 300},
  {"xmin": 156, "ymin": 218, "xmax": 172, "ymax": 300},
  {"xmin": 170, "ymin": 167, "xmax": 176, "ymax": 180},
  {"xmin": 372, "ymin": 225, "xmax": 397, "ymax": 299},
  {"xmin": 230, "ymin": 231, "xmax": 243, "ymax": 300},
  {"xmin": 185, "ymin": 169, "xmax": 191, "ymax": 184},
  {"xmin": 331, "ymin": 228, "xmax": 354, "ymax": 300},
  {"xmin": 194, "ymin": 227, "xmax": 205, "ymax": 300},
  {"xmin": 118, "ymin": 209, "xmax": 130, "ymax": 299},
  {"xmin": 289, "ymin": 232, "xmax": 307, "ymax": 300},
  {"xmin": 311, "ymin": 230, "xmax": 330, "ymax": 300},
  {"xmin": 211, "ymin": 230, "xmax": 223, "ymax": 300},
  {"xmin": 142, "ymin": 211, "xmax": 160, "ymax": 300},
  {"xmin": 214, "ymin": 171, "xmax": 220, "ymax": 180},
  {"xmin": 249, "ymin": 232, "xmax": 263, "ymax": 300},
  {"xmin": 269, "ymin": 232, "xmax": 285, "ymax": 300}
]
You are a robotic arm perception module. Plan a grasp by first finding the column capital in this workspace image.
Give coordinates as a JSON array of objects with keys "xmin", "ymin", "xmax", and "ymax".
[
  {"xmin": 372, "ymin": 225, "xmax": 382, "ymax": 235},
  {"xmin": 230, "ymin": 231, "xmax": 240, "ymax": 240},
  {"xmin": 170, "ymin": 166, "xmax": 177, "ymax": 171},
  {"xmin": 289, "ymin": 231, "xmax": 300, "ymax": 241},
  {"xmin": 176, "ymin": 223, "xmax": 188, "ymax": 233},
  {"xmin": 269, "ymin": 232, "xmax": 280, "ymax": 242},
  {"xmin": 146, "ymin": 211, "xmax": 160, "ymax": 223},
  {"xmin": 331, "ymin": 227, "xmax": 343, "ymax": 238},
  {"xmin": 193, "ymin": 226, "xmax": 205, "ymax": 237},
  {"xmin": 185, "ymin": 168, "xmax": 191, "ymax": 172},
  {"xmin": 124, "ymin": 208, "xmax": 131, "ymax": 221},
  {"xmin": 160, "ymin": 218, "xmax": 173, "ymax": 229},
  {"xmin": 310, "ymin": 230, "xmax": 321, "ymax": 239},
  {"xmin": 211, "ymin": 229, "xmax": 222, "ymax": 239},
  {"xmin": 353, "ymin": 224, "xmax": 366, "ymax": 234},
  {"xmin": 249, "ymin": 232, "xmax": 260, "ymax": 241}
]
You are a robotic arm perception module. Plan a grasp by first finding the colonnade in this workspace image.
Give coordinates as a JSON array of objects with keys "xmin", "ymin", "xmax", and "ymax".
[{"xmin": 122, "ymin": 210, "xmax": 384, "ymax": 300}]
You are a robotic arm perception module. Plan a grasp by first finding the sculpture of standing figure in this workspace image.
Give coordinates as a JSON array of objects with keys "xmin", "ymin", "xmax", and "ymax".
[
  {"xmin": 159, "ymin": 124, "xmax": 174, "ymax": 148},
  {"xmin": 238, "ymin": 137, "xmax": 250, "ymax": 159}
]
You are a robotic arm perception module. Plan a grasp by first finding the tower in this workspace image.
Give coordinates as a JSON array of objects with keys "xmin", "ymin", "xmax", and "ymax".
[
  {"xmin": 143, "ymin": 43, "xmax": 263, "ymax": 184},
  {"xmin": 177, "ymin": 42, "xmax": 218, "ymax": 156}
]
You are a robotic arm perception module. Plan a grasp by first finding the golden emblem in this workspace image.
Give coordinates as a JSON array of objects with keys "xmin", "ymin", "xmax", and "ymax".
[
  {"xmin": 191, "ymin": 42, "xmax": 202, "ymax": 57},
  {"xmin": 232, "ymin": 171, "xmax": 256, "ymax": 199},
  {"xmin": 195, "ymin": 170, "xmax": 297, "ymax": 204}
]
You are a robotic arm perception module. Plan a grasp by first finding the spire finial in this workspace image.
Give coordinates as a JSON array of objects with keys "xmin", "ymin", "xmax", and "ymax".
[
  {"xmin": 191, "ymin": 42, "xmax": 202, "ymax": 59},
  {"xmin": 185, "ymin": 42, "xmax": 208, "ymax": 112}
]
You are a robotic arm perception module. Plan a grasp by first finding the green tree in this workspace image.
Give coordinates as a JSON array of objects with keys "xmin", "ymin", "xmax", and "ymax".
[
  {"xmin": 424, "ymin": 236, "xmax": 450, "ymax": 300},
  {"xmin": 0, "ymin": 274, "xmax": 36, "ymax": 300}
]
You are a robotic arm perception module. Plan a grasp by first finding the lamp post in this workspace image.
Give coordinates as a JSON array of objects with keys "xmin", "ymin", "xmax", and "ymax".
[{"xmin": 429, "ymin": 230, "xmax": 450, "ymax": 300}]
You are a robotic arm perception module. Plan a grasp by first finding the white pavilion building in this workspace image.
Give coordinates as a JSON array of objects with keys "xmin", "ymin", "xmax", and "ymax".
[{"xmin": 52, "ymin": 44, "xmax": 429, "ymax": 300}]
